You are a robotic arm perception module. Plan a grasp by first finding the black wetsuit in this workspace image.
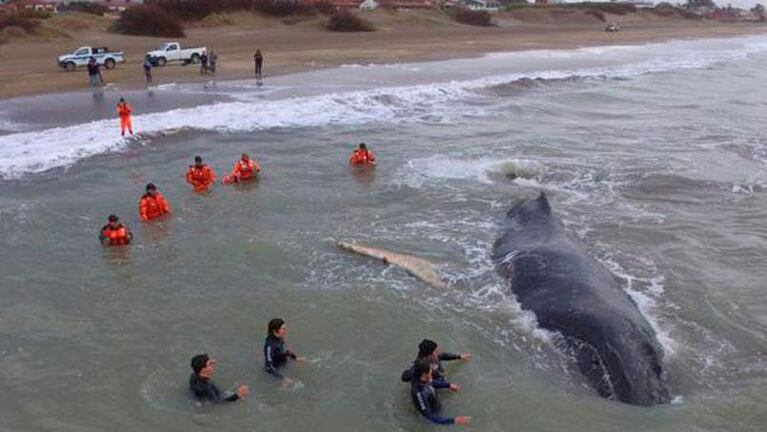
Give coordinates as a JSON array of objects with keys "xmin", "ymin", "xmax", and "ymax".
[
  {"xmin": 411, "ymin": 379, "xmax": 454, "ymax": 425},
  {"xmin": 254, "ymin": 53, "xmax": 263, "ymax": 76},
  {"xmin": 401, "ymin": 352, "xmax": 462, "ymax": 384},
  {"xmin": 263, "ymin": 334, "xmax": 296, "ymax": 379},
  {"xmin": 188, "ymin": 373, "xmax": 239, "ymax": 403}
]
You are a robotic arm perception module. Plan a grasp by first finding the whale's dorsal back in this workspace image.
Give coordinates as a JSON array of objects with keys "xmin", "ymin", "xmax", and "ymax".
[{"xmin": 507, "ymin": 192, "xmax": 551, "ymax": 222}]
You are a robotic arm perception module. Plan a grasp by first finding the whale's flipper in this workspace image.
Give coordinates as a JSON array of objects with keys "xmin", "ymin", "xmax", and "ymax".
[{"xmin": 336, "ymin": 241, "xmax": 447, "ymax": 289}]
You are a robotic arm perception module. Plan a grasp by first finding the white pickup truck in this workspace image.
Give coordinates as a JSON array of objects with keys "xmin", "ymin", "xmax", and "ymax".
[
  {"xmin": 58, "ymin": 46, "xmax": 126, "ymax": 71},
  {"xmin": 146, "ymin": 42, "xmax": 207, "ymax": 67}
]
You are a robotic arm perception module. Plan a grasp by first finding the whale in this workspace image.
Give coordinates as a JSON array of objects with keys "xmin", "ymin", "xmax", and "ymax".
[{"xmin": 492, "ymin": 193, "xmax": 671, "ymax": 405}]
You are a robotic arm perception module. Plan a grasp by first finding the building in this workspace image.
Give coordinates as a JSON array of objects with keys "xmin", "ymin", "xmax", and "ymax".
[{"xmin": 12, "ymin": 0, "xmax": 62, "ymax": 13}]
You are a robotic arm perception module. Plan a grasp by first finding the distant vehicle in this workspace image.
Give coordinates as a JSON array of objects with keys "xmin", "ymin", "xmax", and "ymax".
[
  {"xmin": 605, "ymin": 23, "xmax": 621, "ymax": 32},
  {"xmin": 58, "ymin": 46, "xmax": 126, "ymax": 71},
  {"xmin": 146, "ymin": 42, "xmax": 207, "ymax": 67}
]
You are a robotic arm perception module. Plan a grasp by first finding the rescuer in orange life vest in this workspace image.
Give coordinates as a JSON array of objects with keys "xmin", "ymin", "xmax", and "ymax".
[
  {"xmin": 186, "ymin": 155, "xmax": 216, "ymax": 192},
  {"xmin": 224, "ymin": 153, "xmax": 261, "ymax": 184},
  {"xmin": 349, "ymin": 143, "xmax": 376, "ymax": 166},
  {"xmin": 99, "ymin": 214, "xmax": 133, "ymax": 246},
  {"xmin": 116, "ymin": 97, "xmax": 133, "ymax": 137},
  {"xmin": 139, "ymin": 183, "xmax": 172, "ymax": 222}
]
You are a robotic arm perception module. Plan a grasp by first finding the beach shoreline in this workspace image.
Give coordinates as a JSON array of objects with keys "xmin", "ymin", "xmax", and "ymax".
[{"xmin": 0, "ymin": 10, "xmax": 766, "ymax": 101}]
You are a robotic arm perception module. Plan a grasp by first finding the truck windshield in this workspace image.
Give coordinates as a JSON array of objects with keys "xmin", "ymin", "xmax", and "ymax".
[
  {"xmin": 159, "ymin": 43, "xmax": 177, "ymax": 51},
  {"xmin": 75, "ymin": 48, "xmax": 89, "ymax": 56}
]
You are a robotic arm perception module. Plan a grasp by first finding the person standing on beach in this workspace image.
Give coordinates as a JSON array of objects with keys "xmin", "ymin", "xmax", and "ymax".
[
  {"xmin": 87, "ymin": 57, "xmax": 101, "ymax": 88},
  {"xmin": 200, "ymin": 51, "xmax": 208, "ymax": 76},
  {"xmin": 116, "ymin": 97, "xmax": 133, "ymax": 136},
  {"xmin": 208, "ymin": 50, "xmax": 218, "ymax": 75},
  {"xmin": 189, "ymin": 354, "xmax": 249, "ymax": 404},
  {"xmin": 254, "ymin": 49, "xmax": 263, "ymax": 78},
  {"xmin": 143, "ymin": 55, "xmax": 153, "ymax": 85}
]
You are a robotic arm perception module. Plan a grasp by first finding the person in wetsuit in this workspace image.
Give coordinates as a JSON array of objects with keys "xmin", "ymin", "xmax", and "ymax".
[
  {"xmin": 401, "ymin": 338, "xmax": 471, "ymax": 385},
  {"xmin": 189, "ymin": 354, "xmax": 249, "ymax": 403},
  {"xmin": 263, "ymin": 318, "xmax": 306, "ymax": 386},
  {"xmin": 410, "ymin": 359, "xmax": 471, "ymax": 426}
]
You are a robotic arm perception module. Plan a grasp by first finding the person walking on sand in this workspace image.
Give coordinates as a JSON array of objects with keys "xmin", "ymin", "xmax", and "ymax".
[
  {"xmin": 144, "ymin": 55, "xmax": 153, "ymax": 85},
  {"xmin": 200, "ymin": 51, "xmax": 208, "ymax": 76},
  {"xmin": 116, "ymin": 97, "xmax": 133, "ymax": 136},
  {"xmin": 254, "ymin": 49, "xmax": 263, "ymax": 78}
]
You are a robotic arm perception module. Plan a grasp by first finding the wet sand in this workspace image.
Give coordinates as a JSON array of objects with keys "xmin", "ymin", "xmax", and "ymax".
[{"xmin": 0, "ymin": 10, "xmax": 765, "ymax": 100}]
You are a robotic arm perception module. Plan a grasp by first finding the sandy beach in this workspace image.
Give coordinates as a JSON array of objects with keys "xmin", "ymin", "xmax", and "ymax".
[{"xmin": 0, "ymin": 9, "xmax": 766, "ymax": 100}]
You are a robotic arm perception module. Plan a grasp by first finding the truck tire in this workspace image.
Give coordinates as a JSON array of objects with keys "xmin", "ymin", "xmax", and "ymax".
[
  {"xmin": 157, "ymin": 57, "xmax": 167, "ymax": 67},
  {"xmin": 191, "ymin": 53, "xmax": 201, "ymax": 64},
  {"xmin": 65, "ymin": 61, "xmax": 76, "ymax": 72},
  {"xmin": 104, "ymin": 58, "xmax": 116, "ymax": 69}
]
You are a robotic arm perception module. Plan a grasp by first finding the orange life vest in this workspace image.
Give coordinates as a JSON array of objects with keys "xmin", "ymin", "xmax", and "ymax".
[
  {"xmin": 350, "ymin": 149, "xmax": 375, "ymax": 165},
  {"xmin": 233, "ymin": 159, "xmax": 259, "ymax": 181},
  {"xmin": 139, "ymin": 192, "xmax": 171, "ymax": 221},
  {"xmin": 186, "ymin": 165, "xmax": 215, "ymax": 191},
  {"xmin": 117, "ymin": 102, "xmax": 132, "ymax": 118},
  {"xmin": 101, "ymin": 224, "xmax": 131, "ymax": 246}
]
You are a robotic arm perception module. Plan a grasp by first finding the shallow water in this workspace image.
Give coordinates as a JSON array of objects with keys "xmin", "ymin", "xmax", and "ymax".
[{"xmin": 1, "ymin": 36, "xmax": 767, "ymax": 431}]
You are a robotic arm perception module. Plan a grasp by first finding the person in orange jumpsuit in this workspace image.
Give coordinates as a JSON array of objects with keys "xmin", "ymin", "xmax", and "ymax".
[
  {"xmin": 349, "ymin": 143, "xmax": 376, "ymax": 166},
  {"xmin": 116, "ymin": 97, "xmax": 133, "ymax": 136},
  {"xmin": 99, "ymin": 214, "xmax": 133, "ymax": 246},
  {"xmin": 186, "ymin": 155, "xmax": 216, "ymax": 192},
  {"xmin": 138, "ymin": 183, "xmax": 172, "ymax": 222},
  {"xmin": 224, "ymin": 153, "xmax": 261, "ymax": 184}
]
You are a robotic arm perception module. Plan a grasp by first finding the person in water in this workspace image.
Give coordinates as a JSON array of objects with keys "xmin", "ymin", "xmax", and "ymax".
[
  {"xmin": 410, "ymin": 359, "xmax": 471, "ymax": 426},
  {"xmin": 138, "ymin": 183, "xmax": 172, "ymax": 222},
  {"xmin": 401, "ymin": 339, "xmax": 471, "ymax": 385},
  {"xmin": 349, "ymin": 143, "xmax": 376, "ymax": 166},
  {"xmin": 116, "ymin": 97, "xmax": 133, "ymax": 136},
  {"xmin": 264, "ymin": 318, "xmax": 306, "ymax": 386},
  {"xmin": 186, "ymin": 155, "xmax": 216, "ymax": 192},
  {"xmin": 99, "ymin": 214, "xmax": 133, "ymax": 246},
  {"xmin": 225, "ymin": 153, "xmax": 261, "ymax": 184},
  {"xmin": 143, "ymin": 55, "xmax": 153, "ymax": 85},
  {"xmin": 189, "ymin": 354, "xmax": 249, "ymax": 404}
]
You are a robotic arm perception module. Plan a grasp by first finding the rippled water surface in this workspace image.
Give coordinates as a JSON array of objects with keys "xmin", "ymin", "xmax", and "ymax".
[{"xmin": 1, "ymin": 36, "xmax": 767, "ymax": 431}]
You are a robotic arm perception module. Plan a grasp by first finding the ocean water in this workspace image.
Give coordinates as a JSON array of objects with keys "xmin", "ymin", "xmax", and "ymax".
[{"xmin": 1, "ymin": 35, "xmax": 767, "ymax": 431}]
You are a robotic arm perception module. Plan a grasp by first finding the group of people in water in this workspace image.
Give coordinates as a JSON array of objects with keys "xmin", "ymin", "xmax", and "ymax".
[
  {"xmin": 189, "ymin": 320, "xmax": 472, "ymax": 426},
  {"xmin": 99, "ymin": 106, "xmax": 470, "ymax": 424}
]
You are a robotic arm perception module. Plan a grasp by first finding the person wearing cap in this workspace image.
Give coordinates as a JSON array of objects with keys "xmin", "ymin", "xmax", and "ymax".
[
  {"xmin": 401, "ymin": 339, "xmax": 471, "ymax": 385},
  {"xmin": 99, "ymin": 214, "xmax": 132, "ymax": 246},
  {"xmin": 189, "ymin": 354, "xmax": 249, "ymax": 404},
  {"xmin": 349, "ymin": 143, "xmax": 376, "ymax": 166},
  {"xmin": 263, "ymin": 318, "xmax": 307, "ymax": 386},
  {"xmin": 186, "ymin": 155, "xmax": 216, "ymax": 192},
  {"xmin": 410, "ymin": 359, "xmax": 471, "ymax": 426},
  {"xmin": 138, "ymin": 183, "xmax": 172, "ymax": 222}
]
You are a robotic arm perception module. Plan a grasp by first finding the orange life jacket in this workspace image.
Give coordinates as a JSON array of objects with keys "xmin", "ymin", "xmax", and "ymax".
[
  {"xmin": 139, "ymin": 192, "xmax": 171, "ymax": 221},
  {"xmin": 101, "ymin": 224, "xmax": 131, "ymax": 246},
  {"xmin": 350, "ymin": 149, "xmax": 375, "ymax": 165},
  {"xmin": 117, "ymin": 103, "xmax": 132, "ymax": 118},
  {"xmin": 186, "ymin": 165, "xmax": 215, "ymax": 191},
  {"xmin": 233, "ymin": 159, "xmax": 259, "ymax": 181}
]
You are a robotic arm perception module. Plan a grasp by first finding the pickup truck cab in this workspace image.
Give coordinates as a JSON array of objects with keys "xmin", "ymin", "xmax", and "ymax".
[
  {"xmin": 146, "ymin": 42, "xmax": 207, "ymax": 67},
  {"xmin": 58, "ymin": 46, "xmax": 126, "ymax": 71}
]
